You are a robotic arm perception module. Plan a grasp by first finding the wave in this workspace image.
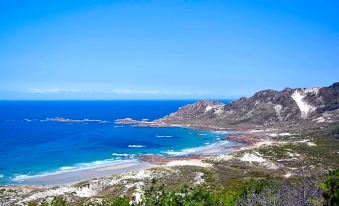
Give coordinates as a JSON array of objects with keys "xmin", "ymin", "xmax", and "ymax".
[
  {"xmin": 156, "ymin": 135, "xmax": 173, "ymax": 138},
  {"xmin": 112, "ymin": 153, "xmax": 137, "ymax": 158},
  {"xmin": 43, "ymin": 117, "xmax": 110, "ymax": 124},
  {"xmin": 128, "ymin": 145, "xmax": 146, "ymax": 148},
  {"xmin": 0, "ymin": 174, "xmax": 4, "ymax": 178},
  {"xmin": 112, "ymin": 153, "xmax": 130, "ymax": 157},
  {"xmin": 12, "ymin": 174, "xmax": 30, "ymax": 182},
  {"xmin": 213, "ymin": 131, "xmax": 228, "ymax": 135},
  {"xmin": 163, "ymin": 140, "xmax": 233, "ymax": 156},
  {"xmin": 11, "ymin": 158, "xmax": 137, "ymax": 182}
]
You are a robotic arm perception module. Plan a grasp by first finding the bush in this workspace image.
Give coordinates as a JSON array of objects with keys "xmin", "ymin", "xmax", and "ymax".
[
  {"xmin": 332, "ymin": 126, "xmax": 339, "ymax": 139},
  {"xmin": 28, "ymin": 201, "xmax": 38, "ymax": 206},
  {"xmin": 112, "ymin": 197, "xmax": 130, "ymax": 206},
  {"xmin": 138, "ymin": 181, "xmax": 240, "ymax": 206},
  {"xmin": 320, "ymin": 169, "xmax": 339, "ymax": 206},
  {"xmin": 26, "ymin": 173, "xmax": 338, "ymax": 206},
  {"xmin": 51, "ymin": 196, "xmax": 69, "ymax": 206}
]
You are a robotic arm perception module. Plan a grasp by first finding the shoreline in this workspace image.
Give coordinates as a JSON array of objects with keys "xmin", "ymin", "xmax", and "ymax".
[
  {"xmin": 1, "ymin": 147, "xmax": 236, "ymax": 187},
  {"xmin": 2, "ymin": 160, "xmax": 154, "ymax": 187},
  {"xmin": 1, "ymin": 119, "xmax": 261, "ymax": 188},
  {"xmin": 0, "ymin": 128, "xmax": 246, "ymax": 187},
  {"xmin": 1, "ymin": 123, "xmax": 299, "ymax": 205}
]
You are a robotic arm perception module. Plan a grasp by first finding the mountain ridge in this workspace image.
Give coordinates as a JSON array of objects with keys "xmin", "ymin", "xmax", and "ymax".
[{"xmin": 159, "ymin": 82, "xmax": 339, "ymax": 129}]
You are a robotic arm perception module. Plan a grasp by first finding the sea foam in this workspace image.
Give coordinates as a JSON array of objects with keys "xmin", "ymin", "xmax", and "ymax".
[
  {"xmin": 128, "ymin": 145, "xmax": 146, "ymax": 148},
  {"xmin": 156, "ymin": 135, "xmax": 173, "ymax": 138},
  {"xmin": 11, "ymin": 158, "xmax": 137, "ymax": 182},
  {"xmin": 164, "ymin": 140, "xmax": 233, "ymax": 156}
]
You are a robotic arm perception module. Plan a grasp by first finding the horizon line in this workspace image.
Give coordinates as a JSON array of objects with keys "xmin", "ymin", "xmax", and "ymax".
[{"xmin": 0, "ymin": 98, "xmax": 236, "ymax": 101}]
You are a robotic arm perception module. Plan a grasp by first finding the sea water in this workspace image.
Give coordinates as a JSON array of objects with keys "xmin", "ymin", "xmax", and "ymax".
[{"xmin": 0, "ymin": 100, "xmax": 234, "ymax": 185}]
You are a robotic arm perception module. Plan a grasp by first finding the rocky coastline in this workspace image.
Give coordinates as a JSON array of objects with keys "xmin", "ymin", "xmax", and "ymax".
[{"xmin": 1, "ymin": 82, "xmax": 338, "ymax": 205}]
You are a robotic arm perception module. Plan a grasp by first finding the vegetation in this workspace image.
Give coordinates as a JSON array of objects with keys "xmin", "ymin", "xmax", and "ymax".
[
  {"xmin": 139, "ymin": 182, "xmax": 239, "ymax": 206},
  {"xmin": 100, "ymin": 197, "xmax": 130, "ymax": 206},
  {"xmin": 137, "ymin": 175, "xmax": 336, "ymax": 206},
  {"xmin": 320, "ymin": 170, "xmax": 339, "ymax": 206},
  {"xmin": 328, "ymin": 124, "xmax": 339, "ymax": 139},
  {"xmin": 28, "ymin": 197, "xmax": 68, "ymax": 206},
  {"xmin": 11, "ymin": 132, "xmax": 339, "ymax": 206},
  {"xmin": 26, "ymin": 170, "xmax": 339, "ymax": 206}
]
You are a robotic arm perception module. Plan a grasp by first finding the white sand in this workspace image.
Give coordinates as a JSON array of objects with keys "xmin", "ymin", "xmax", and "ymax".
[
  {"xmin": 239, "ymin": 152, "xmax": 279, "ymax": 170},
  {"xmin": 240, "ymin": 152, "xmax": 266, "ymax": 163},
  {"xmin": 165, "ymin": 159, "xmax": 211, "ymax": 167},
  {"xmin": 15, "ymin": 161, "xmax": 153, "ymax": 186}
]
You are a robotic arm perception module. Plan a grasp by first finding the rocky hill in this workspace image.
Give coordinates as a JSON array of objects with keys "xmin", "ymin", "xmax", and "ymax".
[{"xmin": 159, "ymin": 82, "xmax": 339, "ymax": 129}]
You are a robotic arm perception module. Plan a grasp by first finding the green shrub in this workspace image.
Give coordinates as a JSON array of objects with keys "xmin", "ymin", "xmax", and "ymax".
[
  {"xmin": 112, "ymin": 197, "xmax": 130, "ymax": 206},
  {"xmin": 51, "ymin": 196, "xmax": 69, "ymax": 206},
  {"xmin": 320, "ymin": 169, "xmax": 339, "ymax": 206},
  {"xmin": 138, "ymin": 182, "xmax": 240, "ymax": 206},
  {"xmin": 28, "ymin": 201, "xmax": 38, "ymax": 206},
  {"xmin": 239, "ymin": 178, "xmax": 276, "ymax": 197}
]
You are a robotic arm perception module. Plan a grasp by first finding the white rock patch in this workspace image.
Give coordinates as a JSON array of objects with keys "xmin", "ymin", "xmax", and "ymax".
[
  {"xmin": 287, "ymin": 152, "xmax": 300, "ymax": 158},
  {"xmin": 205, "ymin": 105, "xmax": 224, "ymax": 115},
  {"xmin": 239, "ymin": 152, "xmax": 278, "ymax": 169},
  {"xmin": 165, "ymin": 159, "xmax": 211, "ymax": 167},
  {"xmin": 205, "ymin": 105, "xmax": 215, "ymax": 112},
  {"xmin": 206, "ymin": 154, "xmax": 234, "ymax": 163},
  {"xmin": 75, "ymin": 187, "xmax": 97, "ymax": 197},
  {"xmin": 274, "ymin": 104, "xmax": 283, "ymax": 116},
  {"xmin": 213, "ymin": 106, "xmax": 224, "ymax": 115},
  {"xmin": 269, "ymin": 133, "xmax": 296, "ymax": 137},
  {"xmin": 313, "ymin": 116, "xmax": 326, "ymax": 123},
  {"xmin": 194, "ymin": 172, "xmax": 205, "ymax": 185},
  {"xmin": 284, "ymin": 172, "xmax": 293, "ymax": 178},
  {"xmin": 20, "ymin": 170, "xmax": 151, "ymax": 204},
  {"xmin": 306, "ymin": 142, "xmax": 316, "ymax": 146},
  {"xmin": 291, "ymin": 90, "xmax": 316, "ymax": 118},
  {"xmin": 240, "ymin": 152, "xmax": 266, "ymax": 163},
  {"xmin": 130, "ymin": 182, "xmax": 144, "ymax": 205},
  {"xmin": 296, "ymin": 139, "xmax": 316, "ymax": 147},
  {"xmin": 279, "ymin": 133, "xmax": 295, "ymax": 136},
  {"xmin": 304, "ymin": 87, "xmax": 319, "ymax": 95}
]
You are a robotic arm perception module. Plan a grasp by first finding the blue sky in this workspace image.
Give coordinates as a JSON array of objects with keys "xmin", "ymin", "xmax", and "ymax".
[{"xmin": 0, "ymin": 0, "xmax": 338, "ymax": 100}]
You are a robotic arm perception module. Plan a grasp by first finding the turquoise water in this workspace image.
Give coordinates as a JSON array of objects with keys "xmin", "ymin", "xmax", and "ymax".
[{"xmin": 0, "ymin": 100, "xmax": 233, "ymax": 185}]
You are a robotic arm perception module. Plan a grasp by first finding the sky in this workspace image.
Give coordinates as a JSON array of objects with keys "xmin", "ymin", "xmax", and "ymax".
[{"xmin": 0, "ymin": 0, "xmax": 338, "ymax": 100}]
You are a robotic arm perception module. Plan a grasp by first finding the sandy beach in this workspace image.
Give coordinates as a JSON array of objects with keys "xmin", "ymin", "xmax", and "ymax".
[
  {"xmin": 10, "ymin": 160, "xmax": 154, "ymax": 186},
  {"xmin": 5, "ymin": 131, "xmax": 243, "ymax": 187}
]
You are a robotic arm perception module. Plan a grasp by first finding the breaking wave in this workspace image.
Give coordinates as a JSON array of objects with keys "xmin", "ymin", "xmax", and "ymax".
[
  {"xmin": 164, "ymin": 140, "xmax": 234, "ymax": 156},
  {"xmin": 128, "ymin": 145, "xmax": 146, "ymax": 148},
  {"xmin": 156, "ymin": 135, "xmax": 173, "ymax": 138},
  {"xmin": 11, "ymin": 158, "xmax": 137, "ymax": 182}
]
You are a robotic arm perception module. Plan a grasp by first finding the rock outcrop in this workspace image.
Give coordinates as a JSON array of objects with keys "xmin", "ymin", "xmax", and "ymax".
[{"xmin": 159, "ymin": 82, "xmax": 339, "ymax": 129}]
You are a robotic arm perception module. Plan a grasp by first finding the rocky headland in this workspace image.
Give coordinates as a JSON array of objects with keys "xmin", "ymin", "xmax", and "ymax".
[{"xmin": 1, "ymin": 82, "xmax": 338, "ymax": 205}]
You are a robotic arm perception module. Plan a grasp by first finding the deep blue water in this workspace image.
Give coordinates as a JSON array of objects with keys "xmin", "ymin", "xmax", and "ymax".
[{"xmin": 0, "ymin": 100, "xmax": 232, "ymax": 185}]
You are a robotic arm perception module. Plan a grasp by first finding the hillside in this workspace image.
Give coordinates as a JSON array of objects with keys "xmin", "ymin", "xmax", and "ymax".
[{"xmin": 160, "ymin": 82, "xmax": 339, "ymax": 130}]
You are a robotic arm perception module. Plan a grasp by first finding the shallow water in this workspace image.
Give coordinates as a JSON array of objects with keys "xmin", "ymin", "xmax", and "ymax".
[{"xmin": 0, "ymin": 100, "xmax": 234, "ymax": 185}]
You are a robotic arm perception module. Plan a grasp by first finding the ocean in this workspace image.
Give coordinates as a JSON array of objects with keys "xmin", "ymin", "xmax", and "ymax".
[{"xmin": 0, "ymin": 100, "xmax": 235, "ymax": 185}]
